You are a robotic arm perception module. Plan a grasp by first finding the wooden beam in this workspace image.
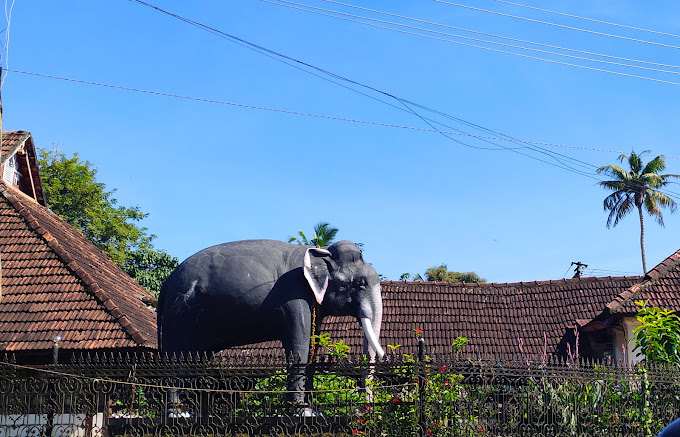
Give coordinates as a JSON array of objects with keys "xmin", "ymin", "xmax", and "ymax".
[{"xmin": 23, "ymin": 150, "xmax": 37, "ymax": 201}]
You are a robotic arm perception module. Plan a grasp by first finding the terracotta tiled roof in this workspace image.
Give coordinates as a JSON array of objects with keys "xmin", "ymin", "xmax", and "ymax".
[
  {"xmin": 224, "ymin": 276, "xmax": 638, "ymax": 360},
  {"xmin": 0, "ymin": 131, "xmax": 30, "ymax": 164},
  {"xmin": 606, "ymin": 249, "xmax": 680, "ymax": 314},
  {"xmin": 0, "ymin": 181, "xmax": 157, "ymax": 356}
]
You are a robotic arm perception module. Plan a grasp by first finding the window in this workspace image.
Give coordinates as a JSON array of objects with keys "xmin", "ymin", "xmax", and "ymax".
[{"xmin": 2, "ymin": 154, "xmax": 21, "ymax": 186}]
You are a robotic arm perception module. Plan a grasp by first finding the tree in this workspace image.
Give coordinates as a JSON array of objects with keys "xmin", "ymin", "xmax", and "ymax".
[
  {"xmin": 633, "ymin": 300, "xmax": 680, "ymax": 365},
  {"xmin": 288, "ymin": 222, "xmax": 339, "ymax": 247},
  {"xmin": 597, "ymin": 152, "xmax": 680, "ymax": 274},
  {"xmin": 38, "ymin": 149, "xmax": 178, "ymax": 296},
  {"xmin": 121, "ymin": 242, "xmax": 179, "ymax": 296},
  {"xmin": 423, "ymin": 264, "xmax": 486, "ymax": 283}
]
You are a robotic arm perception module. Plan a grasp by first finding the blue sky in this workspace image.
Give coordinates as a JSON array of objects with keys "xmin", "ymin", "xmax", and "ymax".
[{"xmin": 3, "ymin": 0, "xmax": 680, "ymax": 282}]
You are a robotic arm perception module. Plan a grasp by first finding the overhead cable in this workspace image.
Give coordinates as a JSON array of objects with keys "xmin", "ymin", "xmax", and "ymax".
[
  {"xmin": 10, "ymin": 68, "xmax": 678, "ymax": 160},
  {"xmin": 487, "ymin": 0, "xmax": 680, "ymax": 40},
  {"xmin": 320, "ymin": 0, "xmax": 680, "ymax": 71},
  {"xmin": 262, "ymin": 0, "xmax": 680, "ymax": 86},
  {"xmin": 433, "ymin": 0, "xmax": 680, "ymax": 51},
  {"xmin": 124, "ymin": 0, "xmax": 680, "ymax": 193},
  {"xmin": 11, "ymin": 66, "xmax": 680, "ymax": 200}
]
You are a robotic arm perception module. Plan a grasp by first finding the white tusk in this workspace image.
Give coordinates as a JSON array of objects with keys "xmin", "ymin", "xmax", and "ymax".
[{"xmin": 361, "ymin": 317, "xmax": 385, "ymax": 359}]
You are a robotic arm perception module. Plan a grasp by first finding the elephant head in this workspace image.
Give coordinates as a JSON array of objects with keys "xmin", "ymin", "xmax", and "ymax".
[{"xmin": 303, "ymin": 240, "xmax": 384, "ymax": 359}]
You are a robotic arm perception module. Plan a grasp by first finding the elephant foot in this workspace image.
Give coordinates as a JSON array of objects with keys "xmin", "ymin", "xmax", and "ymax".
[
  {"xmin": 167, "ymin": 402, "xmax": 191, "ymax": 419},
  {"xmin": 289, "ymin": 405, "xmax": 321, "ymax": 418}
]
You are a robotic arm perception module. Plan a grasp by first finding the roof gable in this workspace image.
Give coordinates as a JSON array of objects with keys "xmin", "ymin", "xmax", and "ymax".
[
  {"xmin": 0, "ymin": 182, "xmax": 157, "ymax": 354},
  {"xmin": 606, "ymin": 249, "xmax": 680, "ymax": 314},
  {"xmin": 0, "ymin": 131, "xmax": 45, "ymax": 205}
]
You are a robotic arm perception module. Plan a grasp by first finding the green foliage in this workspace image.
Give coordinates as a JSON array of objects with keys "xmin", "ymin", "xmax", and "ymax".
[
  {"xmin": 633, "ymin": 300, "xmax": 680, "ymax": 364},
  {"xmin": 120, "ymin": 243, "xmax": 179, "ymax": 297},
  {"xmin": 288, "ymin": 221, "xmax": 339, "ymax": 247},
  {"xmin": 424, "ymin": 264, "xmax": 486, "ymax": 283},
  {"xmin": 311, "ymin": 333, "xmax": 351, "ymax": 358},
  {"xmin": 113, "ymin": 386, "xmax": 154, "ymax": 418},
  {"xmin": 451, "ymin": 337, "xmax": 469, "ymax": 354},
  {"xmin": 38, "ymin": 149, "xmax": 177, "ymax": 296}
]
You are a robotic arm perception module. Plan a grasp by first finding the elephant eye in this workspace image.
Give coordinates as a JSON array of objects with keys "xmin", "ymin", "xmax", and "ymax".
[{"xmin": 354, "ymin": 278, "xmax": 367, "ymax": 288}]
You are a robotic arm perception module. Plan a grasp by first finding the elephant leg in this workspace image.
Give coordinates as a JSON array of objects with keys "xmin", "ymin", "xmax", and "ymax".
[
  {"xmin": 281, "ymin": 300, "xmax": 312, "ymax": 408},
  {"xmin": 304, "ymin": 363, "xmax": 315, "ymax": 408}
]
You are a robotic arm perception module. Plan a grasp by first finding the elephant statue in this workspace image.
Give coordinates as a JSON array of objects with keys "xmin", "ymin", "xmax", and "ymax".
[{"xmin": 157, "ymin": 239, "xmax": 384, "ymax": 409}]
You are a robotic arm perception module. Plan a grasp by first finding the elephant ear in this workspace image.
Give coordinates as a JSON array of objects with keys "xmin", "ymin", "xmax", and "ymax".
[{"xmin": 303, "ymin": 247, "xmax": 332, "ymax": 305}]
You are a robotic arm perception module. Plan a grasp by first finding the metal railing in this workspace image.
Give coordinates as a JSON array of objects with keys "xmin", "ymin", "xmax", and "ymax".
[{"xmin": 0, "ymin": 352, "xmax": 678, "ymax": 436}]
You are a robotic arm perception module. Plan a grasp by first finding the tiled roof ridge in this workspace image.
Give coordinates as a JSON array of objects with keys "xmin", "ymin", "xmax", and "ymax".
[
  {"xmin": 0, "ymin": 184, "xmax": 149, "ymax": 346},
  {"xmin": 382, "ymin": 275, "xmax": 639, "ymax": 289},
  {"xmin": 606, "ymin": 249, "xmax": 680, "ymax": 314}
]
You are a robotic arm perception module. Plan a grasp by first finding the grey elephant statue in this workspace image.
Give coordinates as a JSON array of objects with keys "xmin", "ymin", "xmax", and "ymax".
[{"xmin": 157, "ymin": 239, "xmax": 384, "ymax": 409}]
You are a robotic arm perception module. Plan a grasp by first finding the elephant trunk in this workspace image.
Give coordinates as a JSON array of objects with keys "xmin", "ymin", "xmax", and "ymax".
[{"xmin": 360, "ymin": 284, "xmax": 384, "ymax": 360}]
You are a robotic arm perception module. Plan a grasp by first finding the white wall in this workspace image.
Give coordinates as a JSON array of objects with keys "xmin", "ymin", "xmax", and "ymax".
[{"xmin": 612, "ymin": 316, "xmax": 642, "ymax": 366}]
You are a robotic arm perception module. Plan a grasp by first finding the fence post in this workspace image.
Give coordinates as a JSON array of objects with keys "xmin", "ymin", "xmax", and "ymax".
[{"xmin": 418, "ymin": 338, "xmax": 426, "ymax": 436}]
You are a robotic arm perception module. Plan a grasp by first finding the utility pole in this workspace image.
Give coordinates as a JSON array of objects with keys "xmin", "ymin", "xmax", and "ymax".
[{"xmin": 571, "ymin": 261, "xmax": 588, "ymax": 278}]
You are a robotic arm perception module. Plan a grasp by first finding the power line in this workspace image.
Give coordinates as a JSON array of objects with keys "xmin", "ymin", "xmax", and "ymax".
[
  {"xmin": 121, "ymin": 0, "xmax": 680, "ymax": 195},
  {"xmin": 125, "ymin": 0, "xmax": 622, "ymax": 177},
  {"xmin": 433, "ymin": 0, "xmax": 680, "ymax": 51},
  {"xmin": 487, "ymin": 0, "xmax": 680, "ymax": 40},
  {"xmin": 1, "ymin": 0, "xmax": 16, "ymax": 87},
  {"xmin": 11, "ymin": 66, "xmax": 680, "ymax": 201},
  {"xmin": 262, "ymin": 0, "xmax": 680, "ymax": 86},
  {"xmin": 318, "ymin": 0, "xmax": 680, "ymax": 72},
  {"xmin": 9, "ymin": 68, "xmax": 679, "ymax": 160},
  {"xmin": 261, "ymin": 1, "xmax": 680, "ymax": 182}
]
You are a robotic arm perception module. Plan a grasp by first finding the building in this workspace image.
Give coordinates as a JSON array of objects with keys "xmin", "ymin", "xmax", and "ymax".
[{"xmin": 0, "ymin": 131, "xmax": 157, "ymax": 364}]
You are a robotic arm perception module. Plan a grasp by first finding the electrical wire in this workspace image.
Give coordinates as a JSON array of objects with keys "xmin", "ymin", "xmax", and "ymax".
[
  {"xmin": 120, "ymin": 0, "xmax": 680, "ymax": 197},
  {"xmin": 125, "ymin": 0, "xmax": 620, "ymax": 175},
  {"xmin": 266, "ymin": 0, "xmax": 680, "ymax": 177},
  {"xmin": 8, "ymin": 68, "xmax": 679, "ymax": 160},
  {"xmin": 585, "ymin": 268, "xmax": 640, "ymax": 275},
  {"xmin": 10, "ymin": 65, "xmax": 680, "ymax": 201},
  {"xmin": 262, "ymin": 0, "xmax": 680, "ymax": 86},
  {"xmin": 316, "ymin": 0, "xmax": 680, "ymax": 72},
  {"xmin": 487, "ymin": 0, "xmax": 680, "ymax": 40},
  {"xmin": 1, "ymin": 0, "xmax": 16, "ymax": 87},
  {"xmin": 433, "ymin": 0, "xmax": 680, "ymax": 51},
  {"xmin": 261, "ymin": 1, "xmax": 680, "ymax": 191}
]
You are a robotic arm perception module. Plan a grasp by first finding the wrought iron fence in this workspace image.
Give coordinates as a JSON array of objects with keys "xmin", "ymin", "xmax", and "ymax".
[{"xmin": 0, "ymin": 352, "xmax": 678, "ymax": 436}]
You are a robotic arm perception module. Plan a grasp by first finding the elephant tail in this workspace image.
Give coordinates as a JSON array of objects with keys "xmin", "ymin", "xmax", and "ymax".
[{"xmin": 156, "ymin": 280, "xmax": 167, "ymax": 353}]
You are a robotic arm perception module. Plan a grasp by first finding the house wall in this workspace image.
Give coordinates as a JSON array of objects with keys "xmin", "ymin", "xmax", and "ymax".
[{"xmin": 612, "ymin": 316, "xmax": 642, "ymax": 366}]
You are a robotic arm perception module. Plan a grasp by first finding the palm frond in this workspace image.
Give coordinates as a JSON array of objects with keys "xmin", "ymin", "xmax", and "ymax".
[
  {"xmin": 289, "ymin": 230, "xmax": 310, "ymax": 246},
  {"xmin": 642, "ymin": 155, "xmax": 666, "ymax": 175},
  {"xmin": 599, "ymin": 180, "xmax": 628, "ymax": 192},
  {"xmin": 645, "ymin": 190, "xmax": 677, "ymax": 226},
  {"xmin": 597, "ymin": 165, "xmax": 632, "ymax": 182},
  {"xmin": 627, "ymin": 152, "xmax": 644, "ymax": 174},
  {"xmin": 604, "ymin": 192, "xmax": 634, "ymax": 228}
]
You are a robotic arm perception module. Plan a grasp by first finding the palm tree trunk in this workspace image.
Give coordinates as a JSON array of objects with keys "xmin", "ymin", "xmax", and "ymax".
[{"xmin": 638, "ymin": 205, "xmax": 647, "ymax": 275}]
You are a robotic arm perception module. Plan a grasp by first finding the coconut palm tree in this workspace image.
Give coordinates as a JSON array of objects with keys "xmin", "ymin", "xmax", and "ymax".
[
  {"xmin": 597, "ymin": 152, "xmax": 680, "ymax": 274},
  {"xmin": 288, "ymin": 222, "xmax": 339, "ymax": 248}
]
